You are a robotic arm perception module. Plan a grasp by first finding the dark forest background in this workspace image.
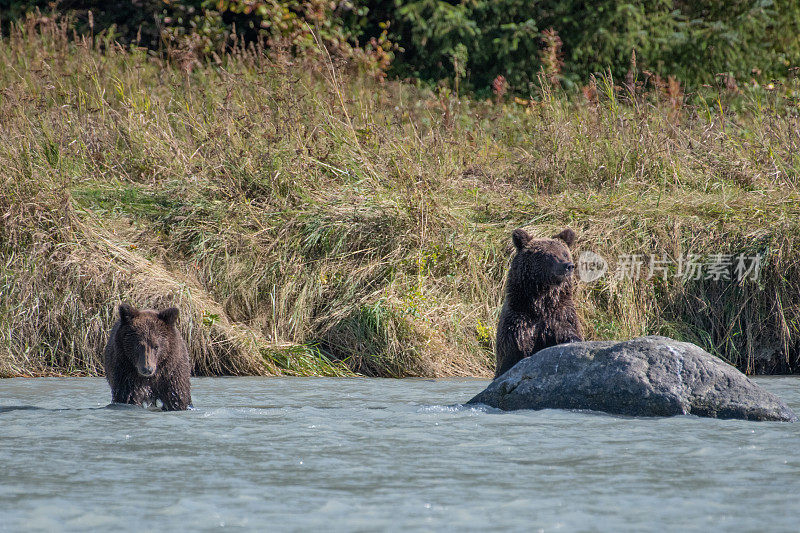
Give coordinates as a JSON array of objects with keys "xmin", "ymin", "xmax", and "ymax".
[{"xmin": 4, "ymin": 1, "xmax": 799, "ymax": 95}]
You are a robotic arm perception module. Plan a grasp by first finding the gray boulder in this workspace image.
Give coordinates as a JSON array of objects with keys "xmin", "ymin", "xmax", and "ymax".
[{"xmin": 468, "ymin": 336, "xmax": 796, "ymax": 421}]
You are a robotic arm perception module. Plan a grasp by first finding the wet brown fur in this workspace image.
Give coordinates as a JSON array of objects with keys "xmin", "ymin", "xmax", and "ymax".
[
  {"xmin": 494, "ymin": 228, "xmax": 582, "ymax": 378},
  {"xmin": 103, "ymin": 303, "xmax": 192, "ymax": 410}
]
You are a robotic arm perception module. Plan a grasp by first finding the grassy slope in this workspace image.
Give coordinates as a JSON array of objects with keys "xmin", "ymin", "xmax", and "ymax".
[{"xmin": 1, "ymin": 21, "xmax": 799, "ymax": 377}]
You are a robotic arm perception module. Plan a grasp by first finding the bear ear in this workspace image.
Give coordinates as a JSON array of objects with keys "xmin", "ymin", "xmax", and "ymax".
[
  {"xmin": 512, "ymin": 228, "xmax": 533, "ymax": 250},
  {"xmin": 552, "ymin": 228, "xmax": 576, "ymax": 248},
  {"xmin": 158, "ymin": 307, "xmax": 180, "ymax": 327},
  {"xmin": 119, "ymin": 303, "xmax": 138, "ymax": 324}
]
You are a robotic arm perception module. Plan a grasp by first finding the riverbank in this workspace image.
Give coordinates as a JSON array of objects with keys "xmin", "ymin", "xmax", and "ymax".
[{"xmin": 1, "ymin": 20, "xmax": 799, "ymax": 377}]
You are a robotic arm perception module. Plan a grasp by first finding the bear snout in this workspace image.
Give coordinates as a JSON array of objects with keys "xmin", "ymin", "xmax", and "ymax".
[
  {"xmin": 137, "ymin": 364, "xmax": 156, "ymax": 377},
  {"xmin": 136, "ymin": 352, "xmax": 157, "ymax": 377},
  {"xmin": 556, "ymin": 261, "xmax": 574, "ymax": 277}
]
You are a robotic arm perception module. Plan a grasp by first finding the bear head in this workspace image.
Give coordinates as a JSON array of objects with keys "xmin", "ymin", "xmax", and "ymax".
[
  {"xmin": 508, "ymin": 227, "xmax": 577, "ymax": 292},
  {"xmin": 117, "ymin": 303, "xmax": 181, "ymax": 378}
]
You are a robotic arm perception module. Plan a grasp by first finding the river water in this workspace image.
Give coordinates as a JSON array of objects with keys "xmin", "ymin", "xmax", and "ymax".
[{"xmin": 1, "ymin": 377, "xmax": 799, "ymax": 532}]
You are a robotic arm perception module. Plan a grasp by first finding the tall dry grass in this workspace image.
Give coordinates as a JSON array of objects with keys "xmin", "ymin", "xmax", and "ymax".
[{"xmin": 1, "ymin": 17, "xmax": 798, "ymax": 377}]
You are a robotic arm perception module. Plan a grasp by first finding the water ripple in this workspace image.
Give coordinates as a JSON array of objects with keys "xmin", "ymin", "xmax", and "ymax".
[{"xmin": 1, "ymin": 376, "xmax": 799, "ymax": 531}]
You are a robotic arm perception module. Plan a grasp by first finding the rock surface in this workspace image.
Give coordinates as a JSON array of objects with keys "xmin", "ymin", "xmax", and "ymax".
[{"xmin": 467, "ymin": 336, "xmax": 797, "ymax": 421}]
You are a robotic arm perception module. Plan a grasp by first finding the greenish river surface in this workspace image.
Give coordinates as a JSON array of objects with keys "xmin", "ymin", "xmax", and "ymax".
[{"xmin": 1, "ymin": 377, "xmax": 799, "ymax": 531}]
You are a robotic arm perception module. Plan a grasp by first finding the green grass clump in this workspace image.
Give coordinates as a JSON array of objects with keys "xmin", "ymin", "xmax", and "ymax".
[{"xmin": 1, "ymin": 19, "xmax": 798, "ymax": 377}]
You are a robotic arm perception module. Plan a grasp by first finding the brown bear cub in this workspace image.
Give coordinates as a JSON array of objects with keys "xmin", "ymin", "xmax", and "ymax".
[
  {"xmin": 494, "ymin": 228, "xmax": 583, "ymax": 378},
  {"xmin": 103, "ymin": 303, "xmax": 192, "ymax": 410}
]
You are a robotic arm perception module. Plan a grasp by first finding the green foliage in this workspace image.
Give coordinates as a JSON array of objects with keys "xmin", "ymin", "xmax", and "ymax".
[
  {"xmin": 6, "ymin": 1, "xmax": 799, "ymax": 93},
  {"xmin": 381, "ymin": 0, "xmax": 800, "ymax": 93},
  {"xmin": 5, "ymin": 0, "xmax": 376, "ymax": 64},
  {"xmin": 387, "ymin": 0, "xmax": 541, "ymax": 91}
]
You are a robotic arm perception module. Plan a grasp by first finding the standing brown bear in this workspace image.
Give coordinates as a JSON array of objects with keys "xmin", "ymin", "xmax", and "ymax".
[
  {"xmin": 103, "ymin": 303, "xmax": 192, "ymax": 410},
  {"xmin": 494, "ymin": 228, "xmax": 582, "ymax": 378}
]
